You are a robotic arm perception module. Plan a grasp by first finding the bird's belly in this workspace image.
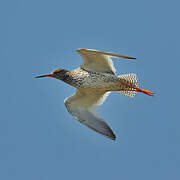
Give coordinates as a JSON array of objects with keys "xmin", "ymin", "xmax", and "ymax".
[{"xmin": 71, "ymin": 73, "xmax": 119, "ymax": 91}]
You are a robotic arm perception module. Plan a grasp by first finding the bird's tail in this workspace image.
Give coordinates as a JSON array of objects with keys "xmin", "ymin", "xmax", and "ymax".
[
  {"xmin": 118, "ymin": 74, "xmax": 138, "ymax": 97},
  {"xmin": 118, "ymin": 74, "xmax": 154, "ymax": 97}
]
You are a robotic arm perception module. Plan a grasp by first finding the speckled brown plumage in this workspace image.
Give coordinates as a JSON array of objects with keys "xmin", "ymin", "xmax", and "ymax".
[{"xmin": 59, "ymin": 67, "xmax": 138, "ymax": 96}]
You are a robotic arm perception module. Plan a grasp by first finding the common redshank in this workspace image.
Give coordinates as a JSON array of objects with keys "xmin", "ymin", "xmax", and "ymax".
[{"xmin": 35, "ymin": 48, "xmax": 154, "ymax": 140}]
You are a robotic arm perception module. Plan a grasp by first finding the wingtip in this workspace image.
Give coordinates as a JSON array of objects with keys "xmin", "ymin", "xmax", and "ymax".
[
  {"xmin": 111, "ymin": 136, "xmax": 116, "ymax": 141},
  {"xmin": 130, "ymin": 57, "xmax": 136, "ymax": 60},
  {"xmin": 124, "ymin": 56, "xmax": 136, "ymax": 60},
  {"xmin": 109, "ymin": 133, "xmax": 116, "ymax": 141}
]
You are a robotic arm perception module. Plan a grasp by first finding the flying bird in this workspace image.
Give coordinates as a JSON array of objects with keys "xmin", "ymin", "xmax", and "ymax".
[{"xmin": 35, "ymin": 48, "xmax": 154, "ymax": 140}]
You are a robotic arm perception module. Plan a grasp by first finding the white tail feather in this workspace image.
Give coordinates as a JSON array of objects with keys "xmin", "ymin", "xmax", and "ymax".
[{"xmin": 118, "ymin": 74, "xmax": 138, "ymax": 97}]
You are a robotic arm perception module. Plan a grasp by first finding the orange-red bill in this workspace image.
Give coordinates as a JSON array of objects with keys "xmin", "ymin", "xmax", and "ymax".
[{"xmin": 35, "ymin": 73, "xmax": 54, "ymax": 78}]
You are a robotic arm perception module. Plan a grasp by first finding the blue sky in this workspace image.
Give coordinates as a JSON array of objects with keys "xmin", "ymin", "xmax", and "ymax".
[{"xmin": 1, "ymin": 0, "xmax": 180, "ymax": 179}]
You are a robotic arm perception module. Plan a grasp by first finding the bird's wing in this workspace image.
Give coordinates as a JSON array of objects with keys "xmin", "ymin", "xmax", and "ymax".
[
  {"xmin": 76, "ymin": 48, "xmax": 136, "ymax": 75},
  {"xmin": 64, "ymin": 89, "xmax": 115, "ymax": 140}
]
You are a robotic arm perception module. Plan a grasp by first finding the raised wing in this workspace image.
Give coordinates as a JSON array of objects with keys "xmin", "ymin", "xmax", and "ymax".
[
  {"xmin": 76, "ymin": 48, "xmax": 136, "ymax": 75},
  {"xmin": 64, "ymin": 89, "xmax": 115, "ymax": 140}
]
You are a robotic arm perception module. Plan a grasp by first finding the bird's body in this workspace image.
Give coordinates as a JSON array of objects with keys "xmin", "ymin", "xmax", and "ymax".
[
  {"xmin": 59, "ymin": 67, "xmax": 129, "ymax": 91},
  {"xmin": 36, "ymin": 48, "xmax": 154, "ymax": 140}
]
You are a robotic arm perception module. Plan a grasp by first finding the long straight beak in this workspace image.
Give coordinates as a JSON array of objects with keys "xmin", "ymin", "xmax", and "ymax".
[{"xmin": 35, "ymin": 73, "xmax": 54, "ymax": 78}]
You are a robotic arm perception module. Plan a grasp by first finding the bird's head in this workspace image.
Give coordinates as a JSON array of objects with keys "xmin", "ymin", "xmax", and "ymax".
[{"xmin": 35, "ymin": 68, "xmax": 67, "ymax": 80}]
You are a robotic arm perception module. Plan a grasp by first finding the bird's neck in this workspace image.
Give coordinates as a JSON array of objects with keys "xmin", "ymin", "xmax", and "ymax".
[{"xmin": 57, "ymin": 70, "xmax": 73, "ymax": 84}]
